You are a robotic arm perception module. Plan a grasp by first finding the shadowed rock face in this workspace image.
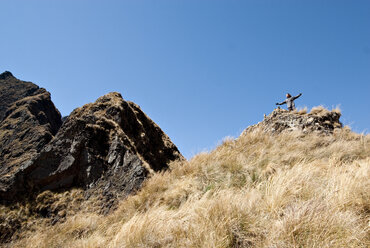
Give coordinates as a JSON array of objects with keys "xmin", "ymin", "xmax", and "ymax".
[
  {"xmin": 0, "ymin": 73, "xmax": 62, "ymax": 197},
  {"xmin": 1, "ymin": 92, "xmax": 183, "ymax": 208},
  {"xmin": 241, "ymin": 108, "xmax": 342, "ymax": 136}
]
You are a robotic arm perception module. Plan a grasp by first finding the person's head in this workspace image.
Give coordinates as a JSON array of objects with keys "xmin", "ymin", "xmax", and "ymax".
[{"xmin": 286, "ymin": 93, "xmax": 291, "ymax": 98}]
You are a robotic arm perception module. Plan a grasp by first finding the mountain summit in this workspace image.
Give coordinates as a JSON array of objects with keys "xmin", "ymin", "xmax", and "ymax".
[
  {"xmin": 241, "ymin": 107, "xmax": 342, "ymax": 136},
  {"xmin": 0, "ymin": 72, "xmax": 368, "ymax": 248}
]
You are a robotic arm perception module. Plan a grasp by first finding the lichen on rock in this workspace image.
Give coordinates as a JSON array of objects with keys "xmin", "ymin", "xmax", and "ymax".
[{"xmin": 241, "ymin": 107, "xmax": 342, "ymax": 136}]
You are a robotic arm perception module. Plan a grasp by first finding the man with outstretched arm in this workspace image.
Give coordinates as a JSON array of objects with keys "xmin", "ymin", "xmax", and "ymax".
[{"xmin": 276, "ymin": 93, "xmax": 302, "ymax": 111}]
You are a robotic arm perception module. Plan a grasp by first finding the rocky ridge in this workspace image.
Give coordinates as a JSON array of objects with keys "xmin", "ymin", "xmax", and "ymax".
[
  {"xmin": 0, "ymin": 71, "xmax": 45, "ymax": 122},
  {"xmin": 0, "ymin": 72, "xmax": 62, "ymax": 198},
  {"xmin": 241, "ymin": 107, "xmax": 342, "ymax": 136},
  {"xmin": 0, "ymin": 73, "xmax": 182, "ymax": 206},
  {"xmin": 0, "ymin": 72, "xmax": 183, "ymax": 241},
  {"xmin": 0, "ymin": 72, "xmax": 350, "ymax": 245},
  {"xmin": 1, "ymin": 92, "xmax": 183, "ymax": 208}
]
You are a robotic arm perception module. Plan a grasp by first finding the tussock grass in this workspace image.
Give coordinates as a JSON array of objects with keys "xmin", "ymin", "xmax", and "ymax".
[
  {"xmin": 10, "ymin": 127, "xmax": 370, "ymax": 248},
  {"xmin": 309, "ymin": 105, "xmax": 341, "ymax": 116}
]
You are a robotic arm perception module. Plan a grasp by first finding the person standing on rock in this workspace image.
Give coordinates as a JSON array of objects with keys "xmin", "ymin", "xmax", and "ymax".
[{"xmin": 276, "ymin": 93, "xmax": 302, "ymax": 111}]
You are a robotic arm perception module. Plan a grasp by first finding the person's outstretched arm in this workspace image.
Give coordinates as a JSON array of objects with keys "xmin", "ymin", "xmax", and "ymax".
[
  {"xmin": 276, "ymin": 100, "xmax": 286, "ymax": 105},
  {"xmin": 292, "ymin": 93, "xmax": 302, "ymax": 100}
]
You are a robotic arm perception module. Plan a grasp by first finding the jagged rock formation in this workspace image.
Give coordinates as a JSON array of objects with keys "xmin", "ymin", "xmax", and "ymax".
[
  {"xmin": 1, "ymin": 92, "xmax": 183, "ymax": 207},
  {"xmin": 0, "ymin": 72, "xmax": 62, "ymax": 198},
  {"xmin": 241, "ymin": 107, "xmax": 342, "ymax": 136},
  {"xmin": 0, "ymin": 72, "xmax": 183, "ymax": 242},
  {"xmin": 0, "ymin": 71, "xmax": 47, "ymax": 122},
  {"xmin": 0, "ymin": 78, "xmax": 183, "ymax": 206}
]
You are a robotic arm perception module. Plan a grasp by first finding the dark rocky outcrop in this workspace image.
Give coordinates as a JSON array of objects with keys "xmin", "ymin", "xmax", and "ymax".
[
  {"xmin": 0, "ymin": 71, "xmax": 45, "ymax": 122},
  {"xmin": 1, "ymin": 92, "xmax": 183, "ymax": 207},
  {"xmin": 241, "ymin": 107, "xmax": 342, "ymax": 136},
  {"xmin": 0, "ymin": 72, "xmax": 183, "ymax": 242},
  {"xmin": 0, "ymin": 74, "xmax": 62, "ymax": 199}
]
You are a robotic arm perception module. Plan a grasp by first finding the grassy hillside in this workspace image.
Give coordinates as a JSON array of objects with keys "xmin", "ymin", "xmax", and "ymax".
[{"xmin": 7, "ymin": 110, "xmax": 370, "ymax": 248}]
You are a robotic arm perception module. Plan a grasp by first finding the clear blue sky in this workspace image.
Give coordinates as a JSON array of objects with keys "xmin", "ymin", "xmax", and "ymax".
[{"xmin": 1, "ymin": 0, "xmax": 369, "ymax": 158}]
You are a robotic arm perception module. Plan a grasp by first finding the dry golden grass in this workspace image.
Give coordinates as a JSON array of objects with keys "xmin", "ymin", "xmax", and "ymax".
[
  {"xmin": 9, "ymin": 126, "xmax": 370, "ymax": 248},
  {"xmin": 309, "ymin": 105, "xmax": 341, "ymax": 116}
]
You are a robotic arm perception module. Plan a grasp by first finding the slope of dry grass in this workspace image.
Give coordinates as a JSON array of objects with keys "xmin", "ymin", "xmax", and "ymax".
[{"xmin": 8, "ymin": 117, "xmax": 370, "ymax": 247}]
